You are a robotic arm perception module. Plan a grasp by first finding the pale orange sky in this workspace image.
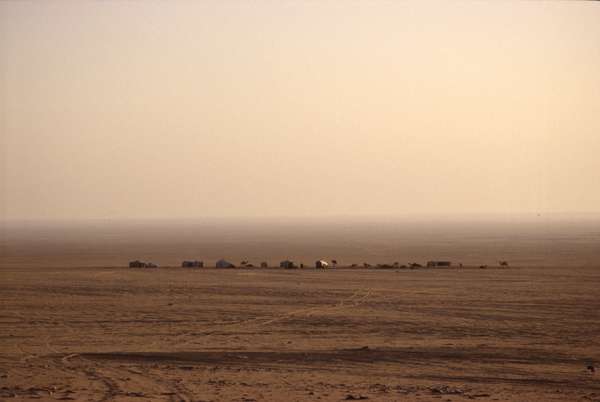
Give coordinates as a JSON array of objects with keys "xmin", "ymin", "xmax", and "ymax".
[{"xmin": 1, "ymin": 1, "xmax": 599, "ymax": 220}]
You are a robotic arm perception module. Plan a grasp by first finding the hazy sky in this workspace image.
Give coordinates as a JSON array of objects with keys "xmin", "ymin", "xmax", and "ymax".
[{"xmin": 1, "ymin": 1, "xmax": 599, "ymax": 220}]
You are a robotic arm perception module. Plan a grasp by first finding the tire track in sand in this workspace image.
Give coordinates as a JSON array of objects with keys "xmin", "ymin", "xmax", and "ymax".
[
  {"xmin": 63, "ymin": 353, "xmax": 194, "ymax": 402},
  {"xmin": 172, "ymin": 287, "xmax": 374, "ymax": 349}
]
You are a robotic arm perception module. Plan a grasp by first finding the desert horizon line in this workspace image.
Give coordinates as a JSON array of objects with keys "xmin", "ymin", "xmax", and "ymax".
[{"xmin": 3, "ymin": 211, "xmax": 600, "ymax": 225}]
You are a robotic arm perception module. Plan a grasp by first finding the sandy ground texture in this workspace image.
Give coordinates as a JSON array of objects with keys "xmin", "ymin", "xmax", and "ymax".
[{"xmin": 1, "ymin": 266, "xmax": 600, "ymax": 401}]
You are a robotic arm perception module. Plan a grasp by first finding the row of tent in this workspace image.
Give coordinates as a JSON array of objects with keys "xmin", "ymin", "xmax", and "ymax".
[{"xmin": 128, "ymin": 260, "xmax": 509, "ymax": 269}]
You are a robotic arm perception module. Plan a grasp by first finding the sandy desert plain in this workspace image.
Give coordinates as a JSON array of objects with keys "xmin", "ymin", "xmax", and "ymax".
[{"xmin": 1, "ymin": 220, "xmax": 600, "ymax": 402}]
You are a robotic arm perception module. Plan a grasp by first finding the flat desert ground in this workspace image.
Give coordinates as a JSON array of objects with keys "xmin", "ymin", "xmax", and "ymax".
[{"xmin": 1, "ymin": 265, "xmax": 600, "ymax": 402}]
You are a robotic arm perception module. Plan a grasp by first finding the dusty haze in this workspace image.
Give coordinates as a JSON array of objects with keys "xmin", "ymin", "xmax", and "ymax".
[
  {"xmin": 2, "ymin": 216, "xmax": 599, "ymax": 269},
  {"xmin": 2, "ymin": 1, "xmax": 600, "ymax": 220}
]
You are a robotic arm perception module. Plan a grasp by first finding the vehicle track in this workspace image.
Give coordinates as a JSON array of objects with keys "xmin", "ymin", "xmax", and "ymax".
[
  {"xmin": 171, "ymin": 287, "xmax": 374, "ymax": 349},
  {"xmin": 62, "ymin": 353, "xmax": 194, "ymax": 402}
]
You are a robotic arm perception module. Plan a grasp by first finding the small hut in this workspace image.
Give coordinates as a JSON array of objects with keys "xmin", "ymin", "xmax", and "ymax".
[
  {"xmin": 182, "ymin": 260, "xmax": 203, "ymax": 268},
  {"xmin": 216, "ymin": 259, "xmax": 235, "ymax": 268},
  {"xmin": 426, "ymin": 261, "xmax": 451, "ymax": 267},
  {"xmin": 280, "ymin": 260, "xmax": 297, "ymax": 269},
  {"xmin": 260, "ymin": 262, "xmax": 268, "ymax": 268},
  {"xmin": 315, "ymin": 260, "xmax": 329, "ymax": 269}
]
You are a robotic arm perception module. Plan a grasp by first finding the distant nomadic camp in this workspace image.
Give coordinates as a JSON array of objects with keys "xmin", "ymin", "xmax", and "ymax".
[{"xmin": 126, "ymin": 258, "xmax": 509, "ymax": 270}]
